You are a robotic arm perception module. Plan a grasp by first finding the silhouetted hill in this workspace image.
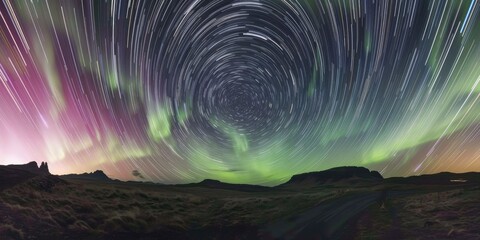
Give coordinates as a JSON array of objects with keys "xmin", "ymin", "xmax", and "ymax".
[
  {"xmin": 281, "ymin": 166, "xmax": 383, "ymax": 186},
  {"xmin": 6, "ymin": 161, "xmax": 50, "ymax": 175},
  {"xmin": 0, "ymin": 162, "xmax": 52, "ymax": 191},
  {"xmin": 386, "ymin": 172, "xmax": 480, "ymax": 185},
  {"xmin": 61, "ymin": 170, "xmax": 113, "ymax": 182},
  {"xmin": 0, "ymin": 166, "xmax": 37, "ymax": 191},
  {"xmin": 181, "ymin": 179, "xmax": 272, "ymax": 192}
]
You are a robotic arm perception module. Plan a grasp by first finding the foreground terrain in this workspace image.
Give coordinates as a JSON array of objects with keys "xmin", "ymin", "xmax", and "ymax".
[{"xmin": 0, "ymin": 163, "xmax": 479, "ymax": 239}]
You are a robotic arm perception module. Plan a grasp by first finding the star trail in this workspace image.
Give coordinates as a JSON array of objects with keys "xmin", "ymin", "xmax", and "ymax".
[{"xmin": 1, "ymin": 0, "xmax": 480, "ymax": 185}]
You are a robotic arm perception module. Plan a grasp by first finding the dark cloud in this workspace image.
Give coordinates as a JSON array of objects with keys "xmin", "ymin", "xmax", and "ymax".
[{"xmin": 132, "ymin": 170, "xmax": 145, "ymax": 179}]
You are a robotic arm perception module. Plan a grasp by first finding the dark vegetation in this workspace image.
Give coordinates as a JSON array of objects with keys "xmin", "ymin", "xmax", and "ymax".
[{"xmin": 0, "ymin": 162, "xmax": 479, "ymax": 239}]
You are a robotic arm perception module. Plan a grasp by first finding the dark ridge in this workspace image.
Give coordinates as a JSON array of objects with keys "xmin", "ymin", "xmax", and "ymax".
[
  {"xmin": 180, "ymin": 179, "xmax": 272, "ymax": 192},
  {"xmin": 385, "ymin": 172, "xmax": 480, "ymax": 185},
  {"xmin": 199, "ymin": 179, "xmax": 223, "ymax": 185},
  {"xmin": 281, "ymin": 166, "xmax": 383, "ymax": 186},
  {"xmin": 6, "ymin": 161, "xmax": 50, "ymax": 175},
  {"xmin": 0, "ymin": 161, "xmax": 51, "ymax": 191},
  {"xmin": 0, "ymin": 166, "xmax": 37, "ymax": 191},
  {"xmin": 60, "ymin": 170, "xmax": 113, "ymax": 182}
]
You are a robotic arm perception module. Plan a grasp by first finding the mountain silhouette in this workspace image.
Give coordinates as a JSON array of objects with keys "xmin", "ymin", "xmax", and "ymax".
[
  {"xmin": 3, "ymin": 162, "xmax": 480, "ymax": 190},
  {"xmin": 181, "ymin": 179, "xmax": 272, "ymax": 192},
  {"xmin": 6, "ymin": 161, "xmax": 50, "ymax": 175},
  {"xmin": 386, "ymin": 172, "xmax": 480, "ymax": 185},
  {"xmin": 0, "ymin": 161, "xmax": 51, "ymax": 191},
  {"xmin": 281, "ymin": 166, "xmax": 383, "ymax": 186},
  {"xmin": 61, "ymin": 170, "xmax": 113, "ymax": 182}
]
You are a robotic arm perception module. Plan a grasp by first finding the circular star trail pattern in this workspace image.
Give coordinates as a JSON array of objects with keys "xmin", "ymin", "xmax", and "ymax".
[{"xmin": 1, "ymin": 0, "xmax": 480, "ymax": 185}]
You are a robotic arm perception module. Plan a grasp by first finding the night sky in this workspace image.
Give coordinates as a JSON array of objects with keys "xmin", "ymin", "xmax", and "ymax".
[{"xmin": 1, "ymin": 0, "xmax": 480, "ymax": 185}]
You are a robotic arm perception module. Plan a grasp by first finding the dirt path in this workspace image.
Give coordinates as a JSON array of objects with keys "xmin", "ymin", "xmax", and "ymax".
[
  {"xmin": 333, "ymin": 197, "xmax": 404, "ymax": 240},
  {"xmin": 261, "ymin": 192, "xmax": 382, "ymax": 239}
]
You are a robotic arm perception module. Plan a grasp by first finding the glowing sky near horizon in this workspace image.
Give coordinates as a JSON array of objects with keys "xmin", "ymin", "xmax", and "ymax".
[{"xmin": 1, "ymin": 0, "xmax": 480, "ymax": 185}]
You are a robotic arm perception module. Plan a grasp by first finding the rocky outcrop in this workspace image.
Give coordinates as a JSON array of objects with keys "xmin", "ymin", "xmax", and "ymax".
[
  {"xmin": 0, "ymin": 161, "xmax": 51, "ymax": 191},
  {"xmin": 6, "ymin": 161, "xmax": 50, "ymax": 175},
  {"xmin": 39, "ymin": 162, "xmax": 50, "ymax": 175}
]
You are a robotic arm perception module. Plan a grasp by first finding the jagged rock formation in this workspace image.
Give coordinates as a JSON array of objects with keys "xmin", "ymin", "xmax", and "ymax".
[
  {"xmin": 6, "ymin": 161, "xmax": 50, "ymax": 175},
  {"xmin": 281, "ymin": 166, "xmax": 383, "ymax": 186},
  {"xmin": 0, "ymin": 161, "xmax": 51, "ymax": 191},
  {"xmin": 39, "ymin": 162, "xmax": 50, "ymax": 174}
]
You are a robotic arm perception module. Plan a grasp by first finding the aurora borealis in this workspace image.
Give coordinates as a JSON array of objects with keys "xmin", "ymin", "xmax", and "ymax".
[{"xmin": 1, "ymin": 0, "xmax": 480, "ymax": 185}]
